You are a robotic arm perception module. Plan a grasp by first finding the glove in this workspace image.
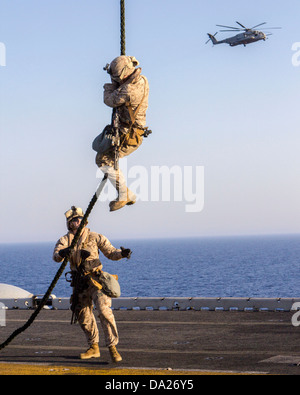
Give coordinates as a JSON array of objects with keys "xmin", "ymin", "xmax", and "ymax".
[
  {"xmin": 120, "ymin": 246, "xmax": 132, "ymax": 259},
  {"xmin": 58, "ymin": 247, "xmax": 71, "ymax": 258},
  {"xmin": 80, "ymin": 249, "xmax": 91, "ymax": 261},
  {"xmin": 122, "ymin": 68, "xmax": 141, "ymax": 85}
]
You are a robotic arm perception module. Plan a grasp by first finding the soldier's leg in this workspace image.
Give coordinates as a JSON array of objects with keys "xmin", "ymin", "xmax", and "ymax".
[
  {"xmin": 92, "ymin": 289, "xmax": 119, "ymax": 347},
  {"xmin": 96, "ymin": 151, "xmax": 136, "ymax": 211},
  {"xmin": 104, "ymin": 165, "xmax": 136, "ymax": 210},
  {"xmin": 77, "ymin": 305, "xmax": 99, "ymax": 346},
  {"xmin": 77, "ymin": 292, "xmax": 100, "ymax": 359},
  {"xmin": 92, "ymin": 289, "xmax": 122, "ymax": 363}
]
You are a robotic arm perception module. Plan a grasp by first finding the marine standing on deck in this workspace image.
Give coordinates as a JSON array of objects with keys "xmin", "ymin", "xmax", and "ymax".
[
  {"xmin": 96, "ymin": 55, "xmax": 149, "ymax": 212},
  {"xmin": 53, "ymin": 206, "xmax": 131, "ymax": 362}
]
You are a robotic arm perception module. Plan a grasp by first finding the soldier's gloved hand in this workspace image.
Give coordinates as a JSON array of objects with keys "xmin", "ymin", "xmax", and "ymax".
[
  {"xmin": 58, "ymin": 247, "xmax": 71, "ymax": 258},
  {"xmin": 120, "ymin": 246, "xmax": 132, "ymax": 259},
  {"xmin": 80, "ymin": 249, "xmax": 91, "ymax": 261},
  {"xmin": 122, "ymin": 68, "xmax": 141, "ymax": 85}
]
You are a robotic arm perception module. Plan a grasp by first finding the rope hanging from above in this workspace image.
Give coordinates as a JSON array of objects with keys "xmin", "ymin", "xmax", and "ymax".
[{"xmin": 120, "ymin": 0, "xmax": 126, "ymax": 55}]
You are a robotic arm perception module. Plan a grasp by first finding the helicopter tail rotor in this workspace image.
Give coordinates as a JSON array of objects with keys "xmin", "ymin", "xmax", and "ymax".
[{"xmin": 206, "ymin": 32, "xmax": 218, "ymax": 45}]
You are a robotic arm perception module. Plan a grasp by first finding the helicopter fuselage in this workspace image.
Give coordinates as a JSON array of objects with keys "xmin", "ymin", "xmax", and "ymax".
[{"xmin": 210, "ymin": 30, "xmax": 266, "ymax": 47}]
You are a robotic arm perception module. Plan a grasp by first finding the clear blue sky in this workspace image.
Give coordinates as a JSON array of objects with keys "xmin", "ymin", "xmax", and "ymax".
[{"xmin": 1, "ymin": 0, "xmax": 300, "ymax": 243}]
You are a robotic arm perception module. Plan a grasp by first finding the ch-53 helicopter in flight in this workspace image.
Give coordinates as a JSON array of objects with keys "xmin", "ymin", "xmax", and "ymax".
[{"xmin": 206, "ymin": 21, "xmax": 281, "ymax": 47}]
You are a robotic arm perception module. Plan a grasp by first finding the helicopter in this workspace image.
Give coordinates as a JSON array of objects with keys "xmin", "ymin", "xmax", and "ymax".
[{"xmin": 206, "ymin": 21, "xmax": 281, "ymax": 47}]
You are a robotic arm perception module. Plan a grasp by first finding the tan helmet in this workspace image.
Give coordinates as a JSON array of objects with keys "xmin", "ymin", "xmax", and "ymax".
[
  {"xmin": 65, "ymin": 206, "xmax": 84, "ymax": 230},
  {"xmin": 105, "ymin": 55, "xmax": 139, "ymax": 83}
]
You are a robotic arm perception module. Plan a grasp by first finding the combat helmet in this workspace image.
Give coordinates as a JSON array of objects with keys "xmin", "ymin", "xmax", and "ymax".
[
  {"xmin": 104, "ymin": 55, "xmax": 139, "ymax": 83},
  {"xmin": 65, "ymin": 206, "xmax": 84, "ymax": 230}
]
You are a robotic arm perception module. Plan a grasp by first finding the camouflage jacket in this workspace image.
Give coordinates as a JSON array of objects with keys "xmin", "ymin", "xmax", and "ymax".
[
  {"xmin": 53, "ymin": 228, "xmax": 122, "ymax": 271},
  {"xmin": 104, "ymin": 71, "xmax": 149, "ymax": 133}
]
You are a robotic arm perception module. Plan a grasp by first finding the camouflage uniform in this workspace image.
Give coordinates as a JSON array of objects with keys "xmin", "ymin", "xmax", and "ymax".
[
  {"xmin": 96, "ymin": 56, "xmax": 149, "ymax": 211},
  {"xmin": 53, "ymin": 227, "xmax": 122, "ymax": 348}
]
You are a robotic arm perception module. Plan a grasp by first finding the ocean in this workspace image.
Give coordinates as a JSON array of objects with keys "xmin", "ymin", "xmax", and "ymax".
[{"xmin": 0, "ymin": 235, "xmax": 299, "ymax": 298}]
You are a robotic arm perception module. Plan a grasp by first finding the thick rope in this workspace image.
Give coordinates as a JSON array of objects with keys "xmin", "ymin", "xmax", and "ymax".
[
  {"xmin": 0, "ymin": 174, "xmax": 108, "ymax": 351},
  {"xmin": 120, "ymin": 0, "xmax": 126, "ymax": 55}
]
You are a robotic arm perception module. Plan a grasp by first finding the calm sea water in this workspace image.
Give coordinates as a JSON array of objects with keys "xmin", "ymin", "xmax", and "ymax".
[{"xmin": 0, "ymin": 235, "xmax": 299, "ymax": 298}]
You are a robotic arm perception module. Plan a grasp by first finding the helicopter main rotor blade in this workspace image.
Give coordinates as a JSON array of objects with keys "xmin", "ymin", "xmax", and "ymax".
[
  {"xmin": 236, "ymin": 21, "xmax": 247, "ymax": 29},
  {"xmin": 219, "ymin": 29, "xmax": 243, "ymax": 32},
  {"xmin": 216, "ymin": 24, "xmax": 240, "ymax": 30},
  {"xmin": 251, "ymin": 22, "xmax": 267, "ymax": 29},
  {"xmin": 261, "ymin": 27, "xmax": 282, "ymax": 30}
]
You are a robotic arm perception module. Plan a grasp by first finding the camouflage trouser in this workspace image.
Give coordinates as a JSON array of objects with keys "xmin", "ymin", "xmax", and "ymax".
[
  {"xmin": 76, "ymin": 284, "xmax": 119, "ymax": 347},
  {"xmin": 95, "ymin": 135, "xmax": 143, "ymax": 168},
  {"xmin": 96, "ymin": 137, "xmax": 143, "ymax": 199}
]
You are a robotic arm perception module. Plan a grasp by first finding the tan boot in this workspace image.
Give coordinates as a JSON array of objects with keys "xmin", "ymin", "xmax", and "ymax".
[
  {"xmin": 102, "ymin": 165, "xmax": 136, "ymax": 212},
  {"xmin": 109, "ymin": 345, "xmax": 122, "ymax": 363},
  {"xmin": 80, "ymin": 343, "xmax": 100, "ymax": 360},
  {"xmin": 109, "ymin": 188, "xmax": 136, "ymax": 212}
]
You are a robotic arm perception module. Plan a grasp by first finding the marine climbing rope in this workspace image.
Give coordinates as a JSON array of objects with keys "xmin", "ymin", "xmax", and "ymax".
[
  {"xmin": 0, "ymin": 0, "xmax": 127, "ymax": 352},
  {"xmin": 120, "ymin": 0, "xmax": 126, "ymax": 55}
]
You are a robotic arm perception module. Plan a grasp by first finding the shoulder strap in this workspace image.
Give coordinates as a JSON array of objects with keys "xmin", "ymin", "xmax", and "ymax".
[{"xmin": 126, "ymin": 76, "xmax": 147, "ymax": 127}]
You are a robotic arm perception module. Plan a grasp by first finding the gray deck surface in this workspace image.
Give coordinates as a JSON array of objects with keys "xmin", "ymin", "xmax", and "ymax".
[{"xmin": 0, "ymin": 309, "xmax": 299, "ymax": 375}]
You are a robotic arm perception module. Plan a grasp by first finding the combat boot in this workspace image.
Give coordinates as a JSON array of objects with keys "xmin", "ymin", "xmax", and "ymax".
[
  {"xmin": 109, "ymin": 345, "xmax": 122, "ymax": 363},
  {"xmin": 102, "ymin": 165, "xmax": 136, "ymax": 212},
  {"xmin": 109, "ymin": 188, "xmax": 136, "ymax": 212},
  {"xmin": 80, "ymin": 343, "xmax": 100, "ymax": 360}
]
